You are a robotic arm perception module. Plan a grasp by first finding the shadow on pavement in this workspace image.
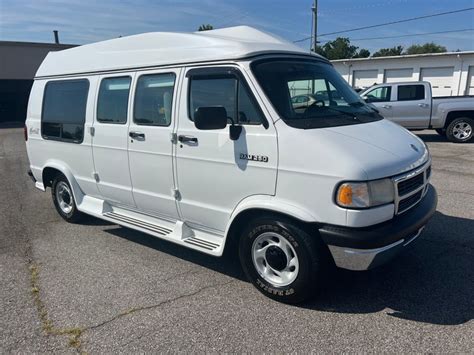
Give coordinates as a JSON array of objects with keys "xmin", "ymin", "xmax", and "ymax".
[
  {"xmin": 306, "ymin": 211, "xmax": 473, "ymax": 325},
  {"xmin": 104, "ymin": 225, "xmax": 246, "ymax": 282},
  {"xmin": 103, "ymin": 211, "xmax": 473, "ymax": 325}
]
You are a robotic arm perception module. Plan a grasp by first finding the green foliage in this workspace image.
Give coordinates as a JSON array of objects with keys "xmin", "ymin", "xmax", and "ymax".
[
  {"xmin": 372, "ymin": 45, "xmax": 404, "ymax": 57},
  {"xmin": 314, "ymin": 37, "xmax": 448, "ymax": 59},
  {"xmin": 354, "ymin": 48, "xmax": 371, "ymax": 58},
  {"xmin": 315, "ymin": 37, "xmax": 370, "ymax": 60},
  {"xmin": 198, "ymin": 24, "xmax": 214, "ymax": 31},
  {"xmin": 405, "ymin": 42, "xmax": 447, "ymax": 55}
]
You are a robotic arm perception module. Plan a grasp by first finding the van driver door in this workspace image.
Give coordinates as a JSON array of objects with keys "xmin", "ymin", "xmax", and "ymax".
[{"xmin": 174, "ymin": 66, "xmax": 278, "ymax": 233}]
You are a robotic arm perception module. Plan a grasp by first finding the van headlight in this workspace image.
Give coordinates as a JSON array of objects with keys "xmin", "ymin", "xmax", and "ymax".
[{"xmin": 336, "ymin": 179, "xmax": 394, "ymax": 208}]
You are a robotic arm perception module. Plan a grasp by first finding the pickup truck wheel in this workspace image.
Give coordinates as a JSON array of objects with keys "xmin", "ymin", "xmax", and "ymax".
[
  {"xmin": 51, "ymin": 174, "xmax": 84, "ymax": 223},
  {"xmin": 239, "ymin": 216, "xmax": 326, "ymax": 304},
  {"xmin": 446, "ymin": 117, "xmax": 474, "ymax": 143},
  {"xmin": 435, "ymin": 128, "xmax": 446, "ymax": 137}
]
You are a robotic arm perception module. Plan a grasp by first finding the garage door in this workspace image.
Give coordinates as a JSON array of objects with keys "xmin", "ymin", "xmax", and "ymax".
[
  {"xmin": 384, "ymin": 68, "xmax": 413, "ymax": 83},
  {"xmin": 352, "ymin": 70, "xmax": 378, "ymax": 89},
  {"xmin": 466, "ymin": 66, "xmax": 474, "ymax": 95},
  {"xmin": 420, "ymin": 67, "xmax": 454, "ymax": 97}
]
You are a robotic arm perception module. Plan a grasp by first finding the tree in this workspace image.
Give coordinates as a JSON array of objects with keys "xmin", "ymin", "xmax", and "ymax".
[
  {"xmin": 315, "ymin": 37, "xmax": 370, "ymax": 60},
  {"xmin": 372, "ymin": 45, "xmax": 404, "ymax": 57},
  {"xmin": 405, "ymin": 42, "xmax": 447, "ymax": 55},
  {"xmin": 198, "ymin": 24, "xmax": 214, "ymax": 31},
  {"xmin": 354, "ymin": 48, "xmax": 371, "ymax": 58}
]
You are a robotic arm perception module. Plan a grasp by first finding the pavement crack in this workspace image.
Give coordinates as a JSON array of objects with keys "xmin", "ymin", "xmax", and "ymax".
[{"xmin": 84, "ymin": 279, "xmax": 235, "ymax": 332}]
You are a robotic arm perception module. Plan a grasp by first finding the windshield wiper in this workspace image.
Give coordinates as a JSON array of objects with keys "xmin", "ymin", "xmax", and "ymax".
[{"xmin": 320, "ymin": 106, "xmax": 361, "ymax": 121}]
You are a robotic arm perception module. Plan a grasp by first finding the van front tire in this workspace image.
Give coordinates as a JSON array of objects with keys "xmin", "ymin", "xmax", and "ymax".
[
  {"xmin": 51, "ymin": 174, "xmax": 84, "ymax": 223},
  {"xmin": 239, "ymin": 216, "xmax": 326, "ymax": 304}
]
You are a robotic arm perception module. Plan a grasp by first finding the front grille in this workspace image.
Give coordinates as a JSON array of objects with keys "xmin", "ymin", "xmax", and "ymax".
[
  {"xmin": 393, "ymin": 161, "xmax": 431, "ymax": 214},
  {"xmin": 397, "ymin": 173, "xmax": 424, "ymax": 196},
  {"xmin": 398, "ymin": 190, "xmax": 423, "ymax": 213}
]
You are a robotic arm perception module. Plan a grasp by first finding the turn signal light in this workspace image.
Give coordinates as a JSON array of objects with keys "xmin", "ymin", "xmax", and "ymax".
[{"xmin": 337, "ymin": 184, "xmax": 352, "ymax": 205}]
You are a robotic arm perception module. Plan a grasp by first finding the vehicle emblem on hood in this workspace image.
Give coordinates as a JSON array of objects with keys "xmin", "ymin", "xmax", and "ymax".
[{"xmin": 410, "ymin": 144, "xmax": 419, "ymax": 152}]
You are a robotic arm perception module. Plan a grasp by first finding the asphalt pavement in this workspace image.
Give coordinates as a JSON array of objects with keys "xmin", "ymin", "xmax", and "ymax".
[{"xmin": 1, "ymin": 127, "xmax": 473, "ymax": 353}]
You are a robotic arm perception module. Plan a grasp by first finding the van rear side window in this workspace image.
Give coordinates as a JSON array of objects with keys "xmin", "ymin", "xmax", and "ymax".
[{"xmin": 41, "ymin": 79, "xmax": 89, "ymax": 143}]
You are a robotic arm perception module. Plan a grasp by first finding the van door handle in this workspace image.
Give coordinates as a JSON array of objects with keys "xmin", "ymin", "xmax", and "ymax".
[
  {"xmin": 382, "ymin": 104, "xmax": 391, "ymax": 109},
  {"xmin": 178, "ymin": 135, "xmax": 198, "ymax": 143},
  {"xmin": 129, "ymin": 131, "xmax": 145, "ymax": 139}
]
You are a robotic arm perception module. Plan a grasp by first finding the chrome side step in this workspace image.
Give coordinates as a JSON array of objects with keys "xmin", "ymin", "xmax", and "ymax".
[
  {"xmin": 184, "ymin": 236, "xmax": 220, "ymax": 251},
  {"xmin": 104, "ymin": 211, "xmax": 173, "ymax": 236}
]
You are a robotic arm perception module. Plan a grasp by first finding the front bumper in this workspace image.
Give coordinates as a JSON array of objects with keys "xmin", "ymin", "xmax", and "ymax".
[{"xmin": 319, "ymin": 185, "xmax": 437, "ymax": 270}]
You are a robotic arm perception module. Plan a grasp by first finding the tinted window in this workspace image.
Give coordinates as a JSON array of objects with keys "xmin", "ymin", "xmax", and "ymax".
[
  {"xmin": 134, "ymin": 73, "xmax": 175, "ymax": 126},
  {"xmin": 189, "ymin": 76, "xmax": 263, "ymax": 125},
  {"xmin": 42, "ymin": 79, "xmax": 89, "ymax": 143},
  {"xmin": 398, "ymin": 85, "xmax": 425, "ymax": 101},
  {"xmin": 97, "ymin": 77, "xmax": 131, "ymax": 124},
  {"xmin": 365, "ymin": 86, "xmax": 391, "ymax": 102}
]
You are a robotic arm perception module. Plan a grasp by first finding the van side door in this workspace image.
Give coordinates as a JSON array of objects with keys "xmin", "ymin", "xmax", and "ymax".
[
  {"xmin": 174, "ymin": 66, "xmax": 278, "ymax": 233},
  {"xmin": 127, "ymin": 69, "xmax": 181, "ymax": 220},
  {"xmin": 391, "ymin": 83, "xmax": 431, "ymax": 128},
  {"xmin": 92, "ymin": 73, "xmax": 136, "ymax": 207}
]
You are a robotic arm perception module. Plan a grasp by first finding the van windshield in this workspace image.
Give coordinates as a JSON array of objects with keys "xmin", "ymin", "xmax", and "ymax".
[{"xmin": 251, "ymin": 59, "xmax": 383, "ymax": 129}]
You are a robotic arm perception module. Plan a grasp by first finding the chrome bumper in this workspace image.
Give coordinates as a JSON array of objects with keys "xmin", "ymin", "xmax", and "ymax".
[{"xmin": 328, "ymin": 226, "xmax": 425, "ymax": 271}]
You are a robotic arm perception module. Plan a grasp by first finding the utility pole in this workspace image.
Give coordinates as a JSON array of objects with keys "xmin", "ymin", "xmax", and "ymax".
[{"xmin": 311, "ymin": 0, "xmax": 318, "ymax": 52}]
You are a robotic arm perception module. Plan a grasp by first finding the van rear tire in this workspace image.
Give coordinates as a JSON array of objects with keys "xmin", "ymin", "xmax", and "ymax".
[
  {"xmin": 51, "ymin": 174, "xmax": 84, "ymax": 223},
  {"xmin": 238, "ymin": 215, "xmax": 327, "ymax": 304},
  {"xmin": 446, "ymin": 117, "xmax": 474, "ymax": 143}
]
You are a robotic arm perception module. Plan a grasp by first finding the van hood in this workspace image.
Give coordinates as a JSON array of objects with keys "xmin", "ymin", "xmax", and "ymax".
[
  {"xmin": 325, "ymin": 119, "xmax": 428, "ymax": 179},
  {"xmin": 277, "ymin": 119, "xmax": 429, "ymax": 181}
]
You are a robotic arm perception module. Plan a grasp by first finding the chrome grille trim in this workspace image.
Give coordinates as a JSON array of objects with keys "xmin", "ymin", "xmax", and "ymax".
[{"xmin": 393, "ymin": 159, "xmax": 431, "ymax": 215}]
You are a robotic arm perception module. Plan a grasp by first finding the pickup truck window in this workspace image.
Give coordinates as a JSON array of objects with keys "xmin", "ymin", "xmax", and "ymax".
[
  {"xmin": 252, "ymin": 59, "xmax": 382, "ymax": 129},
  {"xmin": 97, "ymin": 76, "xmax": 131, "ymax": 124},
  {"xmin": 134, "ymin": 73, "xmax": 176, "ymax": 126},
  {"xmin": 398, "ymin": 84, "xmax": 425, "ymax": 101},
  {"xmin": 41, "ymin": 79, "xmax": 89, "ymax": 143},
  {"xmin": 364, "ymin": 86, "xmax": 391, "ymax": 103}
]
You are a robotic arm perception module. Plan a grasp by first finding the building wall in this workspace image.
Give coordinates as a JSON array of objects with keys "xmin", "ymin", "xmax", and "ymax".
[
  {"xmin": 0, "ymin": 41, "xmax": 76, "ymax": 123},
  {"xmin": 332, "ymin": 52, "xmax": 474, "ymax": 97}
]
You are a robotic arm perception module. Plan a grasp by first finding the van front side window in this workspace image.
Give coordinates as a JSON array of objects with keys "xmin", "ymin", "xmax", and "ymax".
[
  {"xmin": 134, "ymin": 73, "xmax": 176, "ymax": 126},
  {"xmin": 97, "ymin": 76, "xmax": 131, "ymax": 124},
  {"xmin": 41, "ymin": 79, "xmax": 89, "ymax": 143},
  {"xmin": 189, "ymin": 75, "xmax": 264, "ymax": 125}
]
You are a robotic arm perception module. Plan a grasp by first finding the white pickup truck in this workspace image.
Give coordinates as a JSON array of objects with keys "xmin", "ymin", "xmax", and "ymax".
[{"xmin": 360, "ymin": 81, "xmax": 474, "ymax": 143}]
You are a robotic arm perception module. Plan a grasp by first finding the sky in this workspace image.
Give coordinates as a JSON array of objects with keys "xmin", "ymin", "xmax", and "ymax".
[{"xmin": 1, "ymin": 0, "xmax": 473, "ymax": 53}]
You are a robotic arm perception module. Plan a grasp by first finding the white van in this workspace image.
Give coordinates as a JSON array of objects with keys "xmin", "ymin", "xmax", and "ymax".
[{"xmin": 25, "ymin": 26, "xmax": 437, "ymax": 303}]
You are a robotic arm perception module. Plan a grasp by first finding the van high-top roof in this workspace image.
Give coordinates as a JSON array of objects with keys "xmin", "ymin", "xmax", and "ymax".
[{"xmin": 36, "ymin": 26, "xmax": 323, "ymax": 78}]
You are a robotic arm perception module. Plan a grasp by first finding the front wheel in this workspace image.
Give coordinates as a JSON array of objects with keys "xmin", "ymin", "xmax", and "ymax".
[
  {"xmin": 446, "ymin": 117, "xmax": 474, "ymax": 143},
  {"xmin": 239, "ymin": 216, "xmax": 328, "ymax": 304}
]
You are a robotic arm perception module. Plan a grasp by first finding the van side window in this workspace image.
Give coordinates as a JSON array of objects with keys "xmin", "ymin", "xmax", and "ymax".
[
  {"xmin": 189, "ymin": 76, "xmax": 264, "ymax": 125},
  {"xmin": 134, "ymin": 73, "xmax": 176, "ymax": 126},
  {"xmin": 42, "ymin": 79, "xmax": 89, "ymax": 143},
  {"xmin": 398, "ymin": 85, "xmax": 425, "ymax": 101},
  {"xmin": 97, "ymin": 77, "xmax": 131, "ymax": 124}
]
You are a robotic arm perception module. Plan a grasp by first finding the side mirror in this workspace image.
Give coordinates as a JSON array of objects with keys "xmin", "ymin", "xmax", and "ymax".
[
  {"xmin": 361, "ymin": 95, "xmax": 369, "ymax": 102},
  {"xmin": 194, "ymin": 106, "xmax": 228, "ymax": 130}
]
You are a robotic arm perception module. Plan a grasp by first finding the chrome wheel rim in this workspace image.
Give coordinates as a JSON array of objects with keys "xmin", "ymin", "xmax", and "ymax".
[
  {"xmin": 453, "ymin": 121, "xmax": 472, "ymax": 140},
  {"xmin": 251, "ymin": 232, "xmax": 299, "ymax": 287},
  {"xmin": 56, "ymin": 181, "xmax": 73, "ymax": 214}
]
